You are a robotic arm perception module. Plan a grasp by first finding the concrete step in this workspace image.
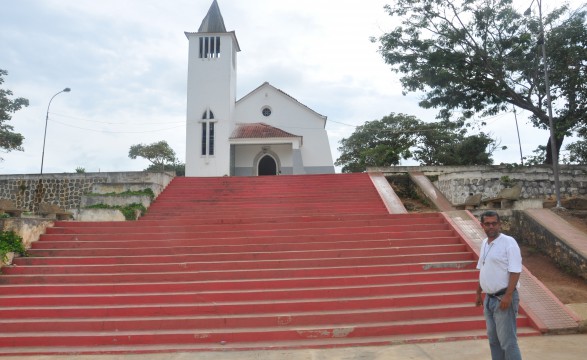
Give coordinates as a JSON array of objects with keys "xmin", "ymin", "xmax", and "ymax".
[
  {"xmin": 0, "ymin": 270, "xmax": 479, "ymax": 295},
  {"xmin": 0, "ymin": 327, "xmax": 542, "ymax": 357},
  {"xmin": 0, "ymin": 254, "xmax": 475, "ymax": 283},
  {"xmin": 15, "ymin": 237, "xmax": 464, "ymax": 264},
  {"xmin": 0, "ymin": 305, "xmax": 498, "ymax": 333},
  {"xmin": 7, "ymin": 246, "xmax": 469, "ymax": 274},
  {"xmin": 0, "ymin": 291, "xmax": 478, "ymax": 319},
  {"xmin": 0, "ymin": 316, "xmax": 533, "ymax": 348},
  {"xmin": 1, "ymin": 260, "xmax": 478, "ymax": 285},
  {"xmin": 54, "ymin": 212, "xmax": 443, "ymax": 227},
  {"xmin": 46, "ymin": 217, "xmax": 446, "ymax": 234},
  {"xmin": 36, "ymin": 227, "xmax": 455, "ymax": 244},
  {"xmin": 0, "ymin": 280, "xmax": 479, "ymax": 307}
]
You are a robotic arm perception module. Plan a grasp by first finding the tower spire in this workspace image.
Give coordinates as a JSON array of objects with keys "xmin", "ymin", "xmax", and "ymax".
[{"xmin": 198, "ymin": 0, "xmax": 226, "ymax": 33}]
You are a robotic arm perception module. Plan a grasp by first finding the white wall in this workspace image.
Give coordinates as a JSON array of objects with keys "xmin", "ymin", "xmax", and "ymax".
[
  {"xmin": 234, "ymin": 144, "xmax": 293, "ymax": 168},
  {"xmin": 235, "ymin": 84, "xmax": 334, "ymax": 170},
  {"xmin": 185, "ymin": 32, "xmax": 238, "ymax": 177}
]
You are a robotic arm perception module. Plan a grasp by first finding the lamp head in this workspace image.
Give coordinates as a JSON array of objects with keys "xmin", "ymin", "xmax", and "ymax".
[{"xmin": 63, "ymin": 88, "xmax": 71, "ymax": 92}]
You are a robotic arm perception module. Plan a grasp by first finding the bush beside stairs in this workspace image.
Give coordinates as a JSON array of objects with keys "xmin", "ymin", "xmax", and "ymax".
[{"xmin": 0, "ymin": 173, "xmax": 540, "ymax": 355}]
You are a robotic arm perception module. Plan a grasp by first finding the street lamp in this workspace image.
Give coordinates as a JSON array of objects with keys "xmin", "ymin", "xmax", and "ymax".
[
  {"xmin": 526, "ymin": 0, "xmax": 562, "ymax": 208},
  {"xmin": 40, "ymin": 87, "xmax": 71, "ymax": 175}
]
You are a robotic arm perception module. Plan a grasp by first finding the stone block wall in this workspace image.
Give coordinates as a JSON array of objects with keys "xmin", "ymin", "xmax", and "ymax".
[
  {"xmin": 0, "ymin": 171, "xmax": 174, "ymax": 212},
  {"xmin": 435, "ymin": 166, "xmax": 587, "ymax": 204},
  {"xmin": 509, "ymin": 211, "xmax": 587, "ymax": 281},
  {"xmin": 370, "ymin": 165, "xmax": 587, "ymax": 205}
]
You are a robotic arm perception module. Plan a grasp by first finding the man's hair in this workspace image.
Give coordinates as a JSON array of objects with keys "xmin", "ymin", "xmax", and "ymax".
[{"xmin": 480, "ymin": 210, "xmax": 500, "ymax": 223}]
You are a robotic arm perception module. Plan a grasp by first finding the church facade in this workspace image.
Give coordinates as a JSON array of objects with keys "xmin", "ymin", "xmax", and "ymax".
[{"xmin": 184, "ymin": 1, "xmax": 335, "ymax": 177}]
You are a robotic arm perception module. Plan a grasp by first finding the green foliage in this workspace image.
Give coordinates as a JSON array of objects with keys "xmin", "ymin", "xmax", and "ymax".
[
  {"xmin": 85, "ymin": 203, "xmax": 147, "ymax": 220},
  {"xmin": 336, "ymin": 113, "xmax": 498, "ymax": 172},
  {"xmin": 129, "ymin": 140, "xmax": 177, "ymax": 171},
  {"xmin": 500, "ymin": 176, "xmax": 514, "ymax": 187},
  {"xmin": 335, "ymin": 113, "xmax": 421, "ymax": 172},
  {"xmin": 524, "ymin": 145, "xmax": 547, "ymax": 166},
  {"xmin": 145, "ymin": 162, "xmax": 185, "ymax": 176},
  {"xmin": 75, "ymin": 167, "xmax": 86, "ymax": 173},
  {"xmin": 0, "ymin": 230, "xmax": 27, "ymax": 263},
  {"xmin": 87, "ymin": 188, "xmax": 155, "ymax": 200},
  {"xmin": 373, "ymin": 0, "xmax": 587, "ymax": 164},
  {"xmin": 0, "ymin": 69, "xmax": 29, "ymax": 160},
  {"xmin": 563, "ymin": 140, "xmax": 587, "ymax": 164}
]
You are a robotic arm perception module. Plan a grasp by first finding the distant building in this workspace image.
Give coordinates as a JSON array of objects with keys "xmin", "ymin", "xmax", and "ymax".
[{"xmin": 184, "ymin": 0, "xmax": 335, "ymax": 177}]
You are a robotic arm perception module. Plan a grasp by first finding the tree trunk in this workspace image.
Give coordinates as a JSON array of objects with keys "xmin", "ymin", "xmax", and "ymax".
[{"xmin": 544, "ymin": 135, "xmax": 565, "ymax": 165}]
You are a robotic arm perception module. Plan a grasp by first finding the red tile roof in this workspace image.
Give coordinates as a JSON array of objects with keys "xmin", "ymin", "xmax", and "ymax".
[{"xmin": 230, "ymin": 123, "xmax": 300, "ymax": 139}]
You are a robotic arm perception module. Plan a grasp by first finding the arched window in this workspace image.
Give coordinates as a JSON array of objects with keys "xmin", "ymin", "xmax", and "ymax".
[{"xmin": 201, "ymin": 109, "xmax": 215, "ymax": 156}]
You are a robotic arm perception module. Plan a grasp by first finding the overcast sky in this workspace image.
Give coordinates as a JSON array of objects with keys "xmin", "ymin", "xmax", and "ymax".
[{"xmin": 0, "ymin": 0, "xmax": 581, "ymax": 174}]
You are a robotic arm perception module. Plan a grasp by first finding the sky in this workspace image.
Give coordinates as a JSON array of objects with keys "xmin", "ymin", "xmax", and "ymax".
[{"xmin": 0, "ymin": 0, "xmax": 582, "ymax": 175}]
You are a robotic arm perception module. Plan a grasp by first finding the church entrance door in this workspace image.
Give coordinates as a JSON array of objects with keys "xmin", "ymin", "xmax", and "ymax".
[{"xmin": 258, "ymin": 155, "xmax": 277, "ymax": 175}]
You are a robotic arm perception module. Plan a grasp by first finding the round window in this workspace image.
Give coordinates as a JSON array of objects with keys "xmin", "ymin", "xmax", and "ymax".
[{"xmin": 262, "ymin": 107, "xmax": 271, "ymax": 117}]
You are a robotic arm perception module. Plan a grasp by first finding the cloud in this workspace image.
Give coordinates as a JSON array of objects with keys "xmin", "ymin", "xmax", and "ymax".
[{"xmin": 0, "ymin": 0, "xmax": 580, "ymax": 174}]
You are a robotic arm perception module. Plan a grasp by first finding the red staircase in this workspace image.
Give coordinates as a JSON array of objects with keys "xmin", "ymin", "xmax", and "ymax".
[{"xmin": 0, "ymin": 173, "xmax": 540, "ymax": 355}]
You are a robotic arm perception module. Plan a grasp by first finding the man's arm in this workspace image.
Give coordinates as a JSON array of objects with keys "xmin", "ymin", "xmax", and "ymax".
[
  {"xmin": 499, "ymin": 272, "xmax": 520, "ymax": 310},
  {"xmin": 475, "ymin": 283, "xmax": 483, "ymax": 307}
]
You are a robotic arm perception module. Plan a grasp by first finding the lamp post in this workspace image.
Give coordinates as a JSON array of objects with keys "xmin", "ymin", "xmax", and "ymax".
[
  {"xmin": 526, "ymin": 0, "xmax": 562, "ymax": 207},
  {"xmin": 40, "ymin": 88, "xmax": 71, "ymax": 175}
]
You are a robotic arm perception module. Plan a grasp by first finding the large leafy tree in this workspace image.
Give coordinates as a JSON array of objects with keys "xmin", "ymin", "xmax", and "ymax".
[
  {"xmin": 335, "ymin": 113, "xmax": 497, "ymax": 172},
  {"xmin": 373, "ymin": 0, "xmax": 587, "ymax": 164},
  {"xmin": 412, "ymin": 119, "xmax": 497, "ymax": 165},
  {"xmin": 0, "ymin": 69, "xmax": 28, "ymax": 160},
  {"xmin": 128, "ymin": 140, "xmax": 177, "ymax": 172},
  {"xmin": 335, "ymin": 113, "xmax": 421, "ymax": 172}
]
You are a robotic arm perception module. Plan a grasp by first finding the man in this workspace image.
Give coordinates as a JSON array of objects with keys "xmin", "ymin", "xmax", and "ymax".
[{"xmin": 475, "ymin": 210, "xmax": 523, "ymax": 360}]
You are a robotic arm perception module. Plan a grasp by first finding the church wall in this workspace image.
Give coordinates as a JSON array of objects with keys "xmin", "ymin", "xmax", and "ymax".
[
  {"xmin": 299, "ymin": 129, "xmax": 335, "ymax": 169},
  {"xmin": 233, "ymin": 144, "xmax": 293, "ymax": 176},
  {"xmin": 236, "ymin": 86, "xmax": 321, "ymax": 131},
  {"xmin": 235, "ymin": 85, "xmax": 335, "ymax": 173}
]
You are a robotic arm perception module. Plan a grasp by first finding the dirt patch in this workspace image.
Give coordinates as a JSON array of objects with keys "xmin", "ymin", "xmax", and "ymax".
[
  {"xmin": 396, "ymin": 186, "xmax": 587, "ymax": 304},
  {"xmin": 521, "ymin": 244, "xmax": 587, "ymax": 304}
]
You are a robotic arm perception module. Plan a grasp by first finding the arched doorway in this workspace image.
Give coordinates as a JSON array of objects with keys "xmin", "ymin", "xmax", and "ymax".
[{"xmin": 258, "ymin": 155, "xmax": 277, "ymax": 175}]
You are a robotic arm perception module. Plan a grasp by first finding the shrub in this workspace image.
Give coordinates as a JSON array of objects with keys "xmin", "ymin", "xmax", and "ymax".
[
  {"xmin": 0, "ymin": 231, "xmax": 27, "ymax": 263},
  {"xmin": 85, "ymin": 203, "xmax": 147, "ymax": 220}
]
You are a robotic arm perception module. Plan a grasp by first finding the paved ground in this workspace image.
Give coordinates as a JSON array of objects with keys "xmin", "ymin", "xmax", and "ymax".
[{"xmin": 3, "ymin": 334, "xmax": 586, "ymax": 360}]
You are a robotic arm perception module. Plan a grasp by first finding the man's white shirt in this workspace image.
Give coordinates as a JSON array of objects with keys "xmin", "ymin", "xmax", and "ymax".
[{"xmin": 476, "ymin": 233, "xmax": 522, "ymax": 294}]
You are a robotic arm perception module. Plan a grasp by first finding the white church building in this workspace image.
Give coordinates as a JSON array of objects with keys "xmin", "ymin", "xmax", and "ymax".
[{"xmin": 184, "ymin": 1, "xmax": 335, "ymax": 177}]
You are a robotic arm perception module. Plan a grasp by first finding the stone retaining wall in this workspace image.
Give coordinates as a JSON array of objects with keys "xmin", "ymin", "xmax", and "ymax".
[
  {"xmin": 509, "ymin": 211, "xmax": 587, "ymax": 281},
  {"xmin": 0, "ymin": 172, "xmax": 174, "ymax": 212},
  {"xmin": 370, "ymin": 165, "xmax": 587, "ymax": 205}
]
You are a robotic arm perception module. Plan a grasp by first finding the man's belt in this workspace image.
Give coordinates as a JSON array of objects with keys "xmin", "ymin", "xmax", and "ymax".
[{"xmin": 487, "ymin": 288, "xmax": 510, "ymax": 298}]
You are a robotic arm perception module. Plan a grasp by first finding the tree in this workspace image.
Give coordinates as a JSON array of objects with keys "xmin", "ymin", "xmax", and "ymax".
[
  {"xmin": 335, "ymin": 113, "xmax": 421, "ymax": 172},
  {"xmin": 335, "ymin": 113, "xmax": 498, "ymax": 172},
  {"xmin": 563, "ymin": 140, "xmax": 587, "ymax": 164},
  {"xmin": 373, "ymin": 0, "xmax": 587, "ymax": 164},
  {"xmin": 145, "ymin": 162, "xmax": 185, "ymax": 176},
  {"xmin": 411, "ymin": 119, "xmax": 466, "ymax": 165},
  {"xmin": 0, "ymin": 69, "xmax": 28, "ymax": 160},
  {"xmin": 128, "ymin": 140, "xmax": 177, "ymax": 172}
]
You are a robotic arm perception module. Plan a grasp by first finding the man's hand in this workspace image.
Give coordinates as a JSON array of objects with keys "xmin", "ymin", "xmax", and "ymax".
[
  {"xmin": 475, "ymin": 292, "xmax": 483, "ymax": 307},
  {"xmin": 499, "ymin": 293, "xmax": 513, "ymax": 310}
]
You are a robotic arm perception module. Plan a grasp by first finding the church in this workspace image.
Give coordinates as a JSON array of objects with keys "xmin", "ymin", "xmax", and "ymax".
[{"xmin": 184, "ymin": 1, "xmax": 335, "ymax": 177}]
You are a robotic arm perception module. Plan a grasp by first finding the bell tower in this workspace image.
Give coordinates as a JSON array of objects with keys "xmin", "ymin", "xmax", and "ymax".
[{"xmin": 184, "ymin": 0, "xmax": 240, "ymax": 176}]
